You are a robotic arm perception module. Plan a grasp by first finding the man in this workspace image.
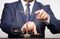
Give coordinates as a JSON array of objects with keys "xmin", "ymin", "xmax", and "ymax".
[{"xmin": 1, "ymin": 0, "xmax": 60, "ymax": 38}]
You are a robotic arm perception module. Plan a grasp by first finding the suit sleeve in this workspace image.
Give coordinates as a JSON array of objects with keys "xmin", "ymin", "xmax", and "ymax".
[
  {"xmin": 44, "ymin": 5, "xmax": 60, "ymax": 34},
  {"xmin": 1, "ymin": 3, "xmax": 22, "ymax": 35}
]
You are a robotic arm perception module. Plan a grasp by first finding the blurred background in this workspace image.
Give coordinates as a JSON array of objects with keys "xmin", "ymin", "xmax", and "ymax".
[{"xmin": 0, "ymin": 0, "xmax": 60, "ymax": 38}]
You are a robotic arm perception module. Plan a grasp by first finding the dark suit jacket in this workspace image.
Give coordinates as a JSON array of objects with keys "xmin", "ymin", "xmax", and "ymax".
[{"xmin": 1, "ymin": 0, "xmax": 60, "ymax": 38}]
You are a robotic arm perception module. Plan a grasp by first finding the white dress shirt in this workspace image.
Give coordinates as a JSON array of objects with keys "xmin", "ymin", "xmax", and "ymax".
[
  {"xmin": 21, "ymin": 0, "xmax": 50, "ymax": 24},
  {"xmin": 21, "ymin": 0, "xmax": 35, "ymax": 13}
]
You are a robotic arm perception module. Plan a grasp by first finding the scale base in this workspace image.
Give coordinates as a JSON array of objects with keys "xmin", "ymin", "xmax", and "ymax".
[{"xmin": 11, "ymin": 29, "xmax": 42, "ymax": 38}]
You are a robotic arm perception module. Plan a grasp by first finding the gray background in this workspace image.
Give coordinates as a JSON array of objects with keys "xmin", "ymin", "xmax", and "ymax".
[{"xmin": 0, "ymin": 0, "xmax": 60, "ymax": 38}]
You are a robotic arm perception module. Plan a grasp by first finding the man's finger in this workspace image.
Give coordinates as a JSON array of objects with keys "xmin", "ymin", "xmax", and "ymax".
[
  {"xmin": 35, "ymin": 9, "xmax": 44, "ymax": 14},
  {"xmin": 35, "ymin": 10, "xmax": 40, "ymax": 14},
  {"xmin": 36, "ymin": 16, "xmax": 41, "ymax": 20},
  {"xmin": 43, "ymin": 14, "xmax": 48, "ymax": 20},
  {"xmin": 21, "ymin": 24, "xmax": 27, "ymax": 32},
  {"xmin": 21, "ymin": 26, "xmax": 24, "ymax": 31}
]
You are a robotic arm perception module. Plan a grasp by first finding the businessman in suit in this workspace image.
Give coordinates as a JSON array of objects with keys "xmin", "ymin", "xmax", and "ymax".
[{"xmin": 1, "ymin": 0, "xmax": 60, "ymax": 38}]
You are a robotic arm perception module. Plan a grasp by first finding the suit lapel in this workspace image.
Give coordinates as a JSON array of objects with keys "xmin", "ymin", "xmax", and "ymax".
[
  {"xmin": 31, "ymin": 1, "xmax": 41, "ymax": 21},
  {"xmin": 17, "ymin": 1, "xmax": 26, "ymax": 23}
]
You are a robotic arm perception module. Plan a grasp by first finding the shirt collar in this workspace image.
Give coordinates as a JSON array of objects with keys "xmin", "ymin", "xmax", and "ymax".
[{"xmin": 21, "ymin": 0, "xmax": 35, "ymax": 6}]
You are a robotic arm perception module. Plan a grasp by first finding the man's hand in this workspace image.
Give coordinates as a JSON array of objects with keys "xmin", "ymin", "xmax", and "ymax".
[
  {"xmin": 35, "ymin": 9, "xmax": 49, "ymax": 21},
  {"xmin": 21, "ymin": 21, "xmax": 37, "ymax": 34}
]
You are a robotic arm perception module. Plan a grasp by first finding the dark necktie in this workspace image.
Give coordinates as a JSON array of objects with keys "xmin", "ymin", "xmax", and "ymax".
[{"xmin": 28, "ymin": 4, "xmax": 31, "ymax": 21}]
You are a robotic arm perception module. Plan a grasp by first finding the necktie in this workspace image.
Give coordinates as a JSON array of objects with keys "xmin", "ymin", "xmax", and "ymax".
[{"xmin": 28, "ymin": 4, "xmax": 31, "ymax": 21}]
